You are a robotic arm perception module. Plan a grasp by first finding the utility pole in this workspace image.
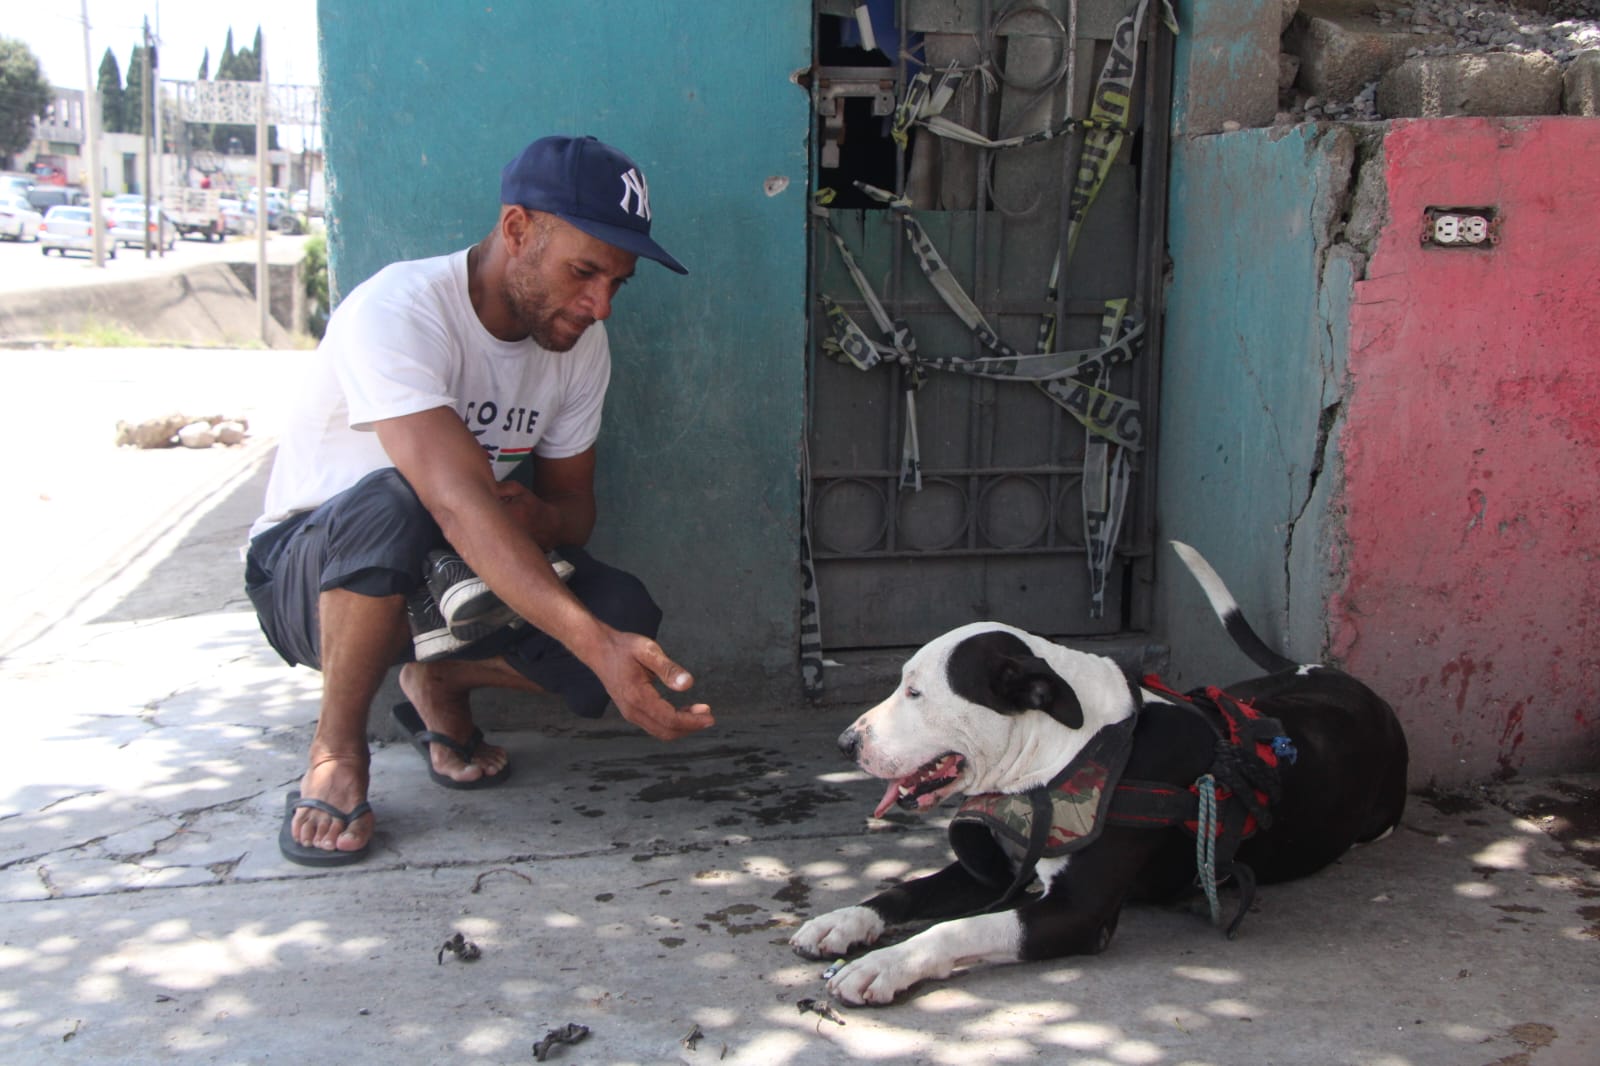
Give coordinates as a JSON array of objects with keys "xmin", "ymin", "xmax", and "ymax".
[
  {"xmin": 79, "ymin": 0, "xmax": 105, "ymax": 267},
  {"xmin": 257, "ymin": 46, "xmax": 270, "ymax": 344},
  {"xmin": 142, "ymin": 16, "xmax": 153, "ymax": 257},
  {"xmin": 151, "ymin": 3, "xmax": 164, "ymax": 258}
]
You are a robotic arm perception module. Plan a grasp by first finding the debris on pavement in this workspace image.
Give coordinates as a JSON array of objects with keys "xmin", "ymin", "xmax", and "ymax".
[
  {"xmin": 471, "ymin": 866, "xmax": 533, "ymax": 893},
  {"xmin": 115, "ymin": 413, "xmax": 250, "ymax": 449},
  {"xmin": 796, "ymin": 998, "xmax": 846, "ymax": 1027},
  {"xmin": 532, "ymin": 1022, "xmax": 590, "ymax": 1060},
  {"xmin": 436, "ymin": 931, "xmax": 481, "ymax": 964}
]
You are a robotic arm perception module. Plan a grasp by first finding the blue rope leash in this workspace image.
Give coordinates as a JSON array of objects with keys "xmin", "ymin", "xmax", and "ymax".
[{"xmin": 1195, "ymin": 773, "xmax": 1221, "ymax": 927}]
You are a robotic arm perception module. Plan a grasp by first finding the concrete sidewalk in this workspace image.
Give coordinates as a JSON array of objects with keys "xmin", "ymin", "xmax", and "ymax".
[
  {"xmin": 1, "ymin": 353, "xmax": 1597, "ymax": 1064},
  {"xmin": 0, "ymin": 234, "xmax": 312, "ymax": 347}
]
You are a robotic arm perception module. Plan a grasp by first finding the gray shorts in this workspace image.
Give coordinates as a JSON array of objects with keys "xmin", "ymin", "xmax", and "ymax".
[{"xmin": 244, "ymin": 467, "xmax": 661, "ymax": 717}]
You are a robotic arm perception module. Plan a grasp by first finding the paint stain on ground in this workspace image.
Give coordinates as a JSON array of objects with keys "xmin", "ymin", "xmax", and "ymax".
[
  {"xmin": 1419, "ymin": 788, "xmax": 1484, "ymax": 816},
  {"xmin": 626, "ymin": 758, "xmax": 854, "ymax": 826},
  {"xmin": 592, "ymin": 767, "xmax": 650, "ymax": 783},
  {"xmin": 1477, "ymin": 1022, "xmax": 1557, "ymax": 1066},
  {"xmin": 703, "ymin": 902, "xmax": 782, "ymax": 936},
  {"xmin": 1491, "ymin": 779, "xmax": 1600, "ymax": 873},
  {"xmin": 636, "ymin": 773, "xmax": 751, "ymax": 804},
  {"xmin": 772, "ymin": 876, "xmax": 810, "ymax": 910},
  {"xmin": 570, "ymin": 744, "xmax": 858, "ymax": 827}
]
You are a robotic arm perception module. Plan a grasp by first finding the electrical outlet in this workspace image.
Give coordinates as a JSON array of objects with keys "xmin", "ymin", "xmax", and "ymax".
[
  {"xmin": 1458, "ymin": 215, "xmax": 1488, "ymax": 244},
  {"xmin": 1423, "ymin": 206, "xmax": 1498, "ymax": 248}
]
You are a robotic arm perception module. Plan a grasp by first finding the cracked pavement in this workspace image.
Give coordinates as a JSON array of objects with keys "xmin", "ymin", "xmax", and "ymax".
[{"xmin": 1, "ymin": 349, "xmax": 1597, "ymax": 1064}]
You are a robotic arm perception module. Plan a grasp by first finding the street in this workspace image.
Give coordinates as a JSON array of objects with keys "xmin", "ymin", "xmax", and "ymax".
[{"xmin": 0, "ymin": 226, "xmax": 312, "ymax": 296}]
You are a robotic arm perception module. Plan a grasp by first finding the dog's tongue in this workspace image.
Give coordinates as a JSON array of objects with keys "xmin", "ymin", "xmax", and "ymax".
[
  {"xmin": 871, "ymin": 753, "xmax": 964, "ymax": 818},
  {"xmin": 873, "ymin": 780, "xmax": 903, "ymax": 819}
]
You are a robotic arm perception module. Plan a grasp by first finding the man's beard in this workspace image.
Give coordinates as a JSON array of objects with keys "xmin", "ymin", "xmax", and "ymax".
[{"xmin": 503, "ymin": 244, "xmax": 592, "ymax": 351}]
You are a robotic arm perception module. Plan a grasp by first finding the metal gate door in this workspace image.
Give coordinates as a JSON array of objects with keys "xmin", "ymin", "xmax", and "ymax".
[{"xmin": 805, "ymin": 0, "xmax": 1174, "ymax": 656}]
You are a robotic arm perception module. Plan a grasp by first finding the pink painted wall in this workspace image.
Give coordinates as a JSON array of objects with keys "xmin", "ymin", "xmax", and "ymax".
[{"xmin": 1337, "ymin": 118, "xmax": 1600, "ymax": 786}]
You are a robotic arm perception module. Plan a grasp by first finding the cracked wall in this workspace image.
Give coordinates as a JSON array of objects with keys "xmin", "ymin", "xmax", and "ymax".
[
  {"xmin": 1158, "ymin": 117, "xmax": 1600, "ymax": 787},
  {"xmin": 1334, "ymin": 117, "xmax": 1600, "ymax": 787},
  {"xmin": 1156, "ymin": 123, "xmax": 1358, "ymax": 699}
]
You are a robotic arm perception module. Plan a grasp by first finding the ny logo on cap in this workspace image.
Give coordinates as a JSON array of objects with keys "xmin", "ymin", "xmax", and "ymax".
[{"xmin": 618, "ymin": 168, "xmax": 651, "ymax": 221}]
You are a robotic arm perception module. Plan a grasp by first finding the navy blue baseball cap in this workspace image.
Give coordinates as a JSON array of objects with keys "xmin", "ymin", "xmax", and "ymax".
[{"xmin": 500, "ymin": 135, "xmax": 687, "ymax": 274}]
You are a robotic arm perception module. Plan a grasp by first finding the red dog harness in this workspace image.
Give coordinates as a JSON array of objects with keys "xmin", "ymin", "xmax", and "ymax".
[{"xmin": 948, "ymin": 677, "xmax": 1295, "ymax": 936}]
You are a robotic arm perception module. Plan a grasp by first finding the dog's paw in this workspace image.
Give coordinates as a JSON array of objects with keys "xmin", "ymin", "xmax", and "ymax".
[
  {"xmin": 789, "ymin": 905, "xmax": 884, "ymax": 959},
  {"xmin": 825, "ymin": 912, "xmax": 1021, "ymax": 1005},
  {"xmin": 826, "ymin": 941, "xmax": 944, "ymax": 1006}
]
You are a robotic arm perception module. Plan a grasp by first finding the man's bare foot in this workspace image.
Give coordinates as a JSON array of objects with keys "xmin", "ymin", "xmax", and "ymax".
[
  {"xmin": 397, "ymin": 662, "xmax": 511, "ymax": 785},
  {"xmin": 293, "ymin": 753, "xmax": 374, "ymax": 854}
]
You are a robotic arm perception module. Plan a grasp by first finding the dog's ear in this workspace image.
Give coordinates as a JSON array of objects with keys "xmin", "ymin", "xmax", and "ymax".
[
  {"xmin": 947, "ymin": 629, "xmax": 1086, "ymax": 729},
  {"xmin": 997, "ymin": 654, "xmax": 1085, "ymax": 730}
]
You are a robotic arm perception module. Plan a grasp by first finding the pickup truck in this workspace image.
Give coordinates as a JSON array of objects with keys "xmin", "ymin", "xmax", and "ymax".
[{"xmin": 161, "ymin": 187, "xmax": 225, "ymax": 242}]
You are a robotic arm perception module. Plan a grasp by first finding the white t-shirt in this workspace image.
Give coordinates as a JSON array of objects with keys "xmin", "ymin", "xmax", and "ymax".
[{"xmin": 250, "ymin": 248, "xmax": 610, "ymax": 539}]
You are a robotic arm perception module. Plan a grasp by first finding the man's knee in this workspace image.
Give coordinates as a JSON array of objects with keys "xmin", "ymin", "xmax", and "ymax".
[
  {"xmin": 315, "ymin": 468, "xmax": 445, "ymax": 591},
  {"xmin": 246, "ymin": 468, "xmax": 441, "ymax": 669},
  {"xmin": 569, "ymin": 555, "xmax": 662, "ymax": 637}
]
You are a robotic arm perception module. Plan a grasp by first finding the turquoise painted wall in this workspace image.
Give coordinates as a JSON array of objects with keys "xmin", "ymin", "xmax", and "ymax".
[
  {"xmin": 1168, "ymin": 0, "xmax": 1279, "ymax": 134},
  {"xmin": 318, "ymin": 1, "xmax": 812, "ymax": 695},
  {"xmin": 1156, "ymin": 124, "xmax": 1357, "ymax": 687}
]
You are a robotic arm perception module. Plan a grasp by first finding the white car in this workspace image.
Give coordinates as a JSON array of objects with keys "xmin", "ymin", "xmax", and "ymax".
[
  {"xmin": 219, "ymin": 197, "xmax": 255, "ymax": 235},
  {"xmin": 40, "ymin": 205, "xmax": 113, "ymax": 258},
  {"xmin": 0, "ymin": 196, "xmax": 42, "ymax": 241},
  {"xmin": 110, "ymin": 203, "xmax": 176, "ymax": 250}
]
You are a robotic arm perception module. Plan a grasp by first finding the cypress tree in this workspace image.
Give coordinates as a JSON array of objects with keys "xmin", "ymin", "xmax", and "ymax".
[
  {"xmin": 96, "ymin": 48, "xmax": 124, "ymax": 133},
  {"xmin": 123, "ymin": 45, "xmax": 149, "ymax": 137}
]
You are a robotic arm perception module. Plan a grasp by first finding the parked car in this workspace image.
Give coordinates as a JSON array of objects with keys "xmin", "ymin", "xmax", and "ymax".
[
  {"xmin": 2, "ymin": 173, "xmax": 34, "ymax": 200},
  {"xmin": 27, "ymin": 185, "xmax": 88, "ymax": 213},
  {"xmin": 39, "ymin": 205, "xmax": 114, "ymax": 258},
  {"xmin": 219, "ymin": 197, "xmax": 256, "ymax": 235},
  {"xmin": 0, "ymin": 196, "xmax": 43, "ymax": 241},
  {"xmin": 245, "ymin": 189, "xmax": 304, "ymax": 234},
  {"xmin": 110, "ymin": 203, "xmax": 176, "ymax": 250}
]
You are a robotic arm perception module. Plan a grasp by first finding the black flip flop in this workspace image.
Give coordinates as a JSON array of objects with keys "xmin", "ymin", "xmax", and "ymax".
[
  {"xmin": 391, "ymin": 701, "xmax": 513, "ymax": 790},
  {"xmin": 278, "ymin": 790, "xmax": 373, "ymax": 866}
]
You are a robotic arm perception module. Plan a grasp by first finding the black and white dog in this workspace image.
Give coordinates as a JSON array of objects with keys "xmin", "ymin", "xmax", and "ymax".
[{"xmin": 790, "ymin": 541, "xmax": 1408, "ymax": 1005}]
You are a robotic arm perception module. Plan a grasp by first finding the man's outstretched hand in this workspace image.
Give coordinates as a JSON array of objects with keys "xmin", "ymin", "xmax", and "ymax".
[{"xmin": 597, "ymin": 631, "xmax": 714, "ymax": 740}]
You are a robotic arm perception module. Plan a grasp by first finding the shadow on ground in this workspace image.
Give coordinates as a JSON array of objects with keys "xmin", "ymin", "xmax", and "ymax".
[{"xmin": 1, "ymin": 442, "xmax": 1596, "ymax": 1064}]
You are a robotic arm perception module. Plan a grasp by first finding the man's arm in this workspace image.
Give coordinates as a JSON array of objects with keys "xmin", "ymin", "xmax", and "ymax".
[
  {"xmin": 374, "ymin": 406, "xmax": 712, "ymax": 739},
  {"xmin": 494, "ymin": 447, "xmax": 597, "ymax": 549}
]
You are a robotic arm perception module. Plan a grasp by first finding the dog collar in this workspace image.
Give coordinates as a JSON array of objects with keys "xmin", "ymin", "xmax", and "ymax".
[{"xmin": 948, "ymin": 715, "xmax": 1138, "ymax": 890}]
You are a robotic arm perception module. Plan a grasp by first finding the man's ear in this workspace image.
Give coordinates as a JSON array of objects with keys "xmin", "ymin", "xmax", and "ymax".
[
  {"xmin": 996, "ymin": 655, "xmax": 1085, "ymax": 729},
  {"xmin": 500, "ymin": 205, "xmax": 531, "ymax": 253}
]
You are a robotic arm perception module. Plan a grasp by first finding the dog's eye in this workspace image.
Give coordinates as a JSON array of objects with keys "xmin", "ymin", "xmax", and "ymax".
[{"xmin": 905, "ymin": 686, "xmax": 922, "ymax": 699}]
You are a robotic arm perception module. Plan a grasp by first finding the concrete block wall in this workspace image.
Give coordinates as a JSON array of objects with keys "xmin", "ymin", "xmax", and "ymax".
[{"xmin": 1162, "ymin": 1, "xmax": 1600, "ymax": 786}]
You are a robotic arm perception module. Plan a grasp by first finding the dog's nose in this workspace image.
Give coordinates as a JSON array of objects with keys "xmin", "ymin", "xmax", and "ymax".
[{"xmin": 838, "ymin": 728, "xmax": 861, "ymax": 761}]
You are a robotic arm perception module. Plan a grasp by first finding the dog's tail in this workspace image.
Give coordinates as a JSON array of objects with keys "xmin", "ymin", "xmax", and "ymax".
[{"xmin": 1171, "ymin": 541, "xmax": 1298, "ymax": 675}]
